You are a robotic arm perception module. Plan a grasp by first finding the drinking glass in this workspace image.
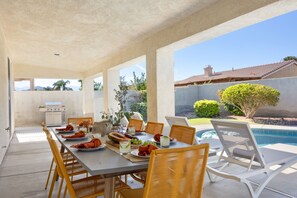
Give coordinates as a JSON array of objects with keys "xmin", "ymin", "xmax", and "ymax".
[
  {"xmin": 160, "ymin": 136, "xmax": 170, "ymax": 148},
  {"xmin": 128, "ymin": 126, "xmax": 136, "ymax": 135},
  {"xmin": 119, "ymin": 140, "xmax": 131, "ymax": 155},
  {"xmin": 92, "ymin": 133, "xmax": 101, "ymax": 139}
]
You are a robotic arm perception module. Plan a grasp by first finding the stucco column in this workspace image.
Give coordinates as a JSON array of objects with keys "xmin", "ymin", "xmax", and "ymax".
[
  {"xmin": 103, "ymin": 68, "xmax": 120, "ymax": 112},
  {"xmin": 30, "ymin": 78, "xmax": 34, "ymax": 91},
  {"xmin": 146, "ymin": 48, "xmax": 175, "ymax": 123},
  {"xmin": 82, "ymin": 77, "xmax": 94, "ymax": 117}
]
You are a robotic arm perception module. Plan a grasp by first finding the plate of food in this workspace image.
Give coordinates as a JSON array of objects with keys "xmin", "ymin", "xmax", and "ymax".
[
  {"xmin": 77, "ymin": 144, "xmax": 106, "ymax": 151},
  {"xmin": 64, "ymin": 137, "xmax": 88, "ymax": 141},
  {"xmin": 56, "ymin": 124, "xmax": 74, "ymax": 133},
  {"xmin": 131, "ymin": 150, "xmax": 150, "ymax": 159},
  {"xmin": 130, "ymin": 142, "xmax": 158, "ymax": 158},
  {"xmin": 62, "ymin": 131, "xmax": 87, "ymax": 141},
  {"xmin": 71, "ymin": 138, "xmax": 105, "ymax": 151}
]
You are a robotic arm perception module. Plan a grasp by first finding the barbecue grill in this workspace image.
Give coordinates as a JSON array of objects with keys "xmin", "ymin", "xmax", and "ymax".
[{"xmin": 39, "ymin": 102, "xmax": 65, "ymax": 126}]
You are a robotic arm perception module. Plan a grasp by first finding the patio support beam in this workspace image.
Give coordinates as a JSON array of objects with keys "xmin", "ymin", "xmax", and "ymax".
[
  {"xmin": 29, "ymin": 78, "xmax": 34, "ymax": 91},
  {"xmin": 82, "ymin": 77, "xmax": 94, "ymax": 117},
  {"xmin": 103, "ymin": 68, "xmax": 120, "ymax": 112},
  {"xmin": 146, "ymin": 48, "xmax": 174, "ymax": 124}
]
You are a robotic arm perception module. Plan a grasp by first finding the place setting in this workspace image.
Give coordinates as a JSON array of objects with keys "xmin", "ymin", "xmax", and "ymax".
[
  {"xmin": 149, "ymin": 133, "xmax": 176, "ymax": 147},
  {"xmin": 70, "ymin": 138, "xmax": 106, "ymax": 152},
  {"xmin": 61, "ymin": 130, "xmax": 89, "ymax": 141},
  {"xmin": 126, "ymin": 126, "xmax": 146, "ymax": 136},
  {"xmin": 55, "ymin": 124, "xmax": 75, "ymax": 134},
  {"xmin": 129, "ymin": 141, "xmax": 159, "ymax": 159}
]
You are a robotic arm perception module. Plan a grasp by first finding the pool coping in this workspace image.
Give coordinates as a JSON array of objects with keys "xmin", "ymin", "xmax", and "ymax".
[{"xmin": 193, "ymin": 123, "xmax": 297, "ymax": 131}]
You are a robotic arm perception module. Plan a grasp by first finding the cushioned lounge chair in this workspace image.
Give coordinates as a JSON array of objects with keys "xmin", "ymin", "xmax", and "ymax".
[
  {"xmin": 165, "ymin": 115, "xmax": 190, "ymax": 127},
  {"xmin": 207, "ymin": 119, "xmax": 297, "ymax": 198}
]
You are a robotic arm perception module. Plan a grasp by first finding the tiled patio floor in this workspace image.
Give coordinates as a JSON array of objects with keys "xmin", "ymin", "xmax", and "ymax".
[{"xmin": 0, "ymin": 126, "xmax": 296, "ymax": 197}]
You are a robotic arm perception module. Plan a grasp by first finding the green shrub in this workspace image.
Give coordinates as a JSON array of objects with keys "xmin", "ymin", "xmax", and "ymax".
[
  {"xmin": 193, "ymin": 100, "xmax": 219, "ymax": 118},
  {"xmin": 124, "ymin": 111, "xmax": 133, "ymax": 121},
  {"xmin": 223, "ymin": 103, "xmax": 244, "ymax": 116},
  {"xmin": 130, "ymin": 102, "xmax": 147, "ymax": 122},
  {"xmin": 220, "ymin": 83, "xmax": 280, "ymax": 118},
  {"xmin": 217, "ymin": 89, "xmax": 243, "ymax": 116}
]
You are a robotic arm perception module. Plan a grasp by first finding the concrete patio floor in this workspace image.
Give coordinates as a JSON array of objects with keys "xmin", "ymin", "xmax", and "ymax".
[{"xmin": 0, "ymin": 126, "xmax": 296, "ymax": 198}]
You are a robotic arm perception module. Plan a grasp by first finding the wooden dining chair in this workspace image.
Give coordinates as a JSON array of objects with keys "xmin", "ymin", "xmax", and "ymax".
[
  {"xmin": 117, "ymin": 144, "xmax": 209, "ymax": 198},
  {"xmin": 145, "ymin": 121, "xmax": 164, "ymax": 135},
  {"xmin": 47, "ymin": 136, "xmax": 130, "ymax": 198},
  {"xmin": 169, "ymin": 124, "xmax": 196, "ymax": 145},
  {"xmin": 127, "ymin": 118, "xmax": 143, "ymax": 131},
  {"xmin": 43, "ymin": 127, "xmax": 76, "ymax": 189},
  {"xmin": 129, "ymin": 121, "xmax": 164, "ymax": 184},
  {"xmin": 67, "ymin": 117, "xmax": 94, "ymax": 125},
  {"xmin": 43, "ymin": 127, "xmax": 88, "ymax": 198}
]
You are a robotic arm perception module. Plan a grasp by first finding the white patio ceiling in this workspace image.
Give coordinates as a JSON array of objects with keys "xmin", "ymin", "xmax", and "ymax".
[{"xmin": 0, "ymin": 0, "xmax": 217, "ymax": 73}]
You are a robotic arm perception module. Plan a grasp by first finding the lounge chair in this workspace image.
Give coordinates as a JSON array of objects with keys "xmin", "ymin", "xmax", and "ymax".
[
  {"xmin": 165, "ymin": 116, "xmax": 202, "ymax": 144},
  {"xmin": 165, "ymin": 115, "xmax": 190, "ymax": 127},
  {"xmin": 207, "ymin": 119, "xmax": 297, "ymax": 198}
]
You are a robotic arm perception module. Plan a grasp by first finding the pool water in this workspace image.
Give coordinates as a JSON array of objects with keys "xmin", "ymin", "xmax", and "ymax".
[{"xmin": 196, "ymin": 128, "xmax": 297, "ymax": 146}]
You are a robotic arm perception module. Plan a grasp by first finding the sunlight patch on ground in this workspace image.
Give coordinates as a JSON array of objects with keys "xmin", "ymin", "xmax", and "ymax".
[
  {"xmin": 270, "ymin": 165, "xmax": 297, "ymax": 174},
  {"xmin": 282, "ymin": 167, "xmax": 297, "ymax": 175},
  {"xmin": 15, "ymin": 131, "xmax": 57, "ymax": 143}
]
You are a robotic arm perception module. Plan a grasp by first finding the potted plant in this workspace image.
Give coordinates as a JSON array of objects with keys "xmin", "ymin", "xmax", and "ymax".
[{"xmin": 101, "ymin": 110, "xmax": 124, "ymax": 128}]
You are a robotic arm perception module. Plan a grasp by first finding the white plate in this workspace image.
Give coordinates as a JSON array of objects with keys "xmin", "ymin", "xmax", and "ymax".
[
  {"xmin": 64, "ymin": 136, "xmax": 88, "ymax": 141},
  {"xmin": 130, "ymin": 150, "xmax": 150, "ymax": 159},
  {"xmin": 149, "ymin": 138, "xmax": 176, "ymax": 144},
  {"xmin": 77, "ymin": 144, "xmax": 106, "ymax": 152},
  {"xmin": 133, "ymin": 132, "xmax": 146, "ymax": 136},
  {"xmin": 56, "ymin": 130, "xmax": 74, "ymax": 134}
]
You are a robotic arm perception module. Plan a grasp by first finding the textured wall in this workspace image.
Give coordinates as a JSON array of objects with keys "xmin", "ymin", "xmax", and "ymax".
[
  {"xmin": 175, "ymin": 77, "xmax": 297, "ymax": 117},
  {"xmin": 0, "ymin": 26, "xmax": 10, "ymax": 164},
  {"xmin": 175, "ymin": 85, "xmax": 199, "ymax": 114},
  {"xmin": 14, "ymin": 91, "xmax": 83, "ymax": 126},
  {"xmin": 94, "ymin": 91, "xmax": 104, "ymax": 122}
]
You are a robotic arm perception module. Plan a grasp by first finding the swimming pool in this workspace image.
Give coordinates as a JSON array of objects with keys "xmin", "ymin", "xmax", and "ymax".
[{"xmin": 196, "ymin": 128, "xmax": 297, "ymax": 146}]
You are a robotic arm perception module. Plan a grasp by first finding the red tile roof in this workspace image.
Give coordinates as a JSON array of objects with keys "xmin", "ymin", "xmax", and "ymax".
[{"xmin": 175, "ymin": 60, "xmax": 296, "ymax": 86}]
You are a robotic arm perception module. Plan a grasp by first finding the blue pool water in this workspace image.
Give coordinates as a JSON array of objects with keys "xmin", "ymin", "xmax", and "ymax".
[{"xmin": 196, "ymin": 128, "xmax": 297, "ymax": 146}]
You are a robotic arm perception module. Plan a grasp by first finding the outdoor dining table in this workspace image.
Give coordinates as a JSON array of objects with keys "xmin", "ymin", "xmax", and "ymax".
[{"xmin": 52, "ymin": 129, "xmax": 212, "ymax": 198}]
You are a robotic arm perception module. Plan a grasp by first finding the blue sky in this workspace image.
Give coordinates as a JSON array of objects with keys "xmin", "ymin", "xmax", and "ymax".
[
  {"xmin": 174, "ymin": 10, "xmax": 297, "ymax": 81},
  {"xmin": 16, "ymin": 10, "xmax": 297, "ymax": 90}
]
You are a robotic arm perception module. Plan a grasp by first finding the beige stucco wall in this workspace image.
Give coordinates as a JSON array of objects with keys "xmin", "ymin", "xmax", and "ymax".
[
  {"xmin": 0, "ymin": 26, "xmax": 12, "ymax": 164},
  {"xmin": 264, "ymin": 63, "xmax": 297, "ymax": 79},
  {"xmin": 94, "ymin": 91, "xmax": 104, "ymax": 122},
  {"xmin": 14, "ymin": 63, "xmax": 83, "ymax": 79},
  {"xmin": 14, "ymin": 91, "xmax": 83, "ymax": 126}
]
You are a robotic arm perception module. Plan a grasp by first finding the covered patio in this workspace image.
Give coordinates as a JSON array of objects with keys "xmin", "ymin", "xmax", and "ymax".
[
  {"xmin": 0, "ymin": 0, "xmax": 297, "ymax": 197},
  {"xmin": 1, "ymin": 125, "xmax": 297, "ymax": 197}
]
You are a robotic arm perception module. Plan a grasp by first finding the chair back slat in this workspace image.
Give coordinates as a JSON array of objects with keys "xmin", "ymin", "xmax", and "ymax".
[
  {"xmin": 145, "ymin": 121, "xmax": 164, "ymax": 135},
  {"xmin": 128, "ymin": 118, "xmax": 143, "ymax": 131},
  {"xmin": 170, "ymin": 125, "xmax": 196, "ymax": 145},
  {"xmin": 143, "ymin": 144, "xmax": 209, "ymax": 198},
  {"xmin": 211, "ymin": 120, "xmax": 266, "ymax": 168}
]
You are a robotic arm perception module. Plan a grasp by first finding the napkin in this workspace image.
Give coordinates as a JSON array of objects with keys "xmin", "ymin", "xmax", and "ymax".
[
  {"xmin": 56, "ymin": 124, "xmax": 74, "ymax": 132},
  {"xmin": 62, "ymin": 131, "xmax": 85, "ymax": 138},
  {"xmin": 71, "ymin": 138, "xmax": 102, "ymax": 148}
]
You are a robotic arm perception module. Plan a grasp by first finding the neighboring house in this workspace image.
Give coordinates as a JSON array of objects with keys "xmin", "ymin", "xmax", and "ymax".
[{"xmin": 175, "ymin": 60, "xmax": 297, "ymax": 87}]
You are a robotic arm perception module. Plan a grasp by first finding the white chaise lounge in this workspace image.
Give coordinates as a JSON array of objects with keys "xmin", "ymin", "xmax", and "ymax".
[{"xmin": 207, "ymin": 119, "xmax": 297, "ymax": 198}]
